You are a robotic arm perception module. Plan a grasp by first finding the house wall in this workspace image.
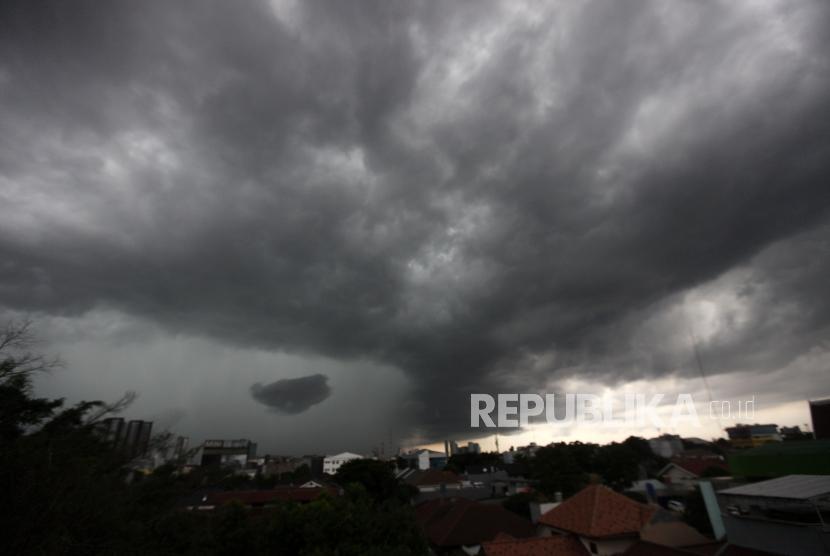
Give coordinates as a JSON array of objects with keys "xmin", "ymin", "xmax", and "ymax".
[
  {"xmin": 322, "ymin": 453, "xmax": 361, "ymax": 475},
  {"xmin": 662, "ymin": 466, "xmax": 697, "ymax": 491},
  {"xmin": 537, "ymin": 528, "xmax": 634, "ymax": 556}
]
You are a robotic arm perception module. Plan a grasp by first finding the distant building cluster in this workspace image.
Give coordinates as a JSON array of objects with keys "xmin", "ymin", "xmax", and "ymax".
[
  {"xmin": 97, "ymin": 395, "xmax": 830, "ymax": 554},
  {"xmin": 444, "ymin": 440, "xmax": 482, "ymax": 456}
]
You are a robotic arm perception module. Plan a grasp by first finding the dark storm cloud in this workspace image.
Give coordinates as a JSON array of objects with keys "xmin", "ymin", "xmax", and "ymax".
[
  {"xmin": 251, "ymin": 374, "xmax": 331, "ymax": 415},
  {"xmin": 2, "ymin": 0, "xmax": 830, "ymax": 440}
]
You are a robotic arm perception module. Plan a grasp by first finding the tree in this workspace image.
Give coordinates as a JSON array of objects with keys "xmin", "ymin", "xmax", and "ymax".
[
  {"xmin": 684, "ymin": 488, "xmax": 714, "ymax": 536},
  {"xmin": 445, "ymin": 451, "xmax": 502, "ymax": 473},
  {"xmin": 0, "ymin": 320, "xmax": 158, "ymax": 554},
  {"xmin": 592, "ymin": 442, "xmax": 640, "ymax": 491},
  {"xmin": 700, "ymin": 465, "xmax": 728, "ymax": 478},
  {"xmin": 527, "ymin": 444, "xmax": 590, "ymax": 498},
  {"xmin": 502, "ymin": 491, "xmax": 542, "ymax": 519},
  {"xmin": 0, "ymin": 320, "xmax": 429, "ymax": 554},
  {"xmin": 334, "ymin": 458, "xmax": 416, "ymax": 504}
]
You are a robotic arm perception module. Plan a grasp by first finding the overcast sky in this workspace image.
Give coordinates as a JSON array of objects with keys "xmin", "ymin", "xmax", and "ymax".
[{"xmin": 2, "ymin": 0, "xmax": 830, "ymax": 455}]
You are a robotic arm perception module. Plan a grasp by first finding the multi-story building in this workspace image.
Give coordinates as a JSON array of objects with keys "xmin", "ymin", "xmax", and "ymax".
[
  {"xmin": 200, "ymin": 439, "xmax": 257, "ymax": 468},
  {"xmin": 172, "ymin": 436, "xmax": 189, "ymax": 461},
  {"xmin": 725, "ymin": 423, "xmax": 781, "ymax": 449},
  {"xmin": 94, "ymin": 417, "xmax": 153, "ymax": 459},
  {"xmin": 401, "ymin": 449, "xmax": 447, "ymax": 470},
  {"xmin": 322, "ymin": 452, "xmax": 363, "ymax": 475},
  {"xmin": 122, "ymin": 420, "xmax": 154, "ymax": 458},
  {"xmin": 95, "ymin": 417, "xmax": 126, "ymax": 445}
]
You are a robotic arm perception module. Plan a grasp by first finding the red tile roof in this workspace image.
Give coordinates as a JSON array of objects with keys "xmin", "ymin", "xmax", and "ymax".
[
  {"xmin": 206, "ymin": 487, "xmax": 336, "ymax": 506},
  {"xmin": 537, "ymin": 485, "xmax": 655, "ymax": 539},
  {"xmin": 482, "ymin": 535, "xmax": 590, "ymax": 556},
  {"xmin": 415, "ymin": 498, "xmax": 535, "ymax": 547},
  {"xmin": 639, "ymin": 521, "xmax": 712, "ymax": 548},
  {"xmin": 668, "ymin": 458, "xmax": 729, "ymax": 477}
]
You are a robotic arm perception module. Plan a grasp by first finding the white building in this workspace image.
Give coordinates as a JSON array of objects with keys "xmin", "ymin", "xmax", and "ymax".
[
  {"xmin": 658, "ymin": 462, "xmax": 702, "ymax": 492},
  {"xmin": 401, "ymin": 449, "xmax": 448, "ymax": 470},
  {"xmin": 323, "ymin": 452, "xmax": 363, "ymax": 475},
  {"xmin": 648, "ymin": 434, "xmax": 684, "ymax": 458}
]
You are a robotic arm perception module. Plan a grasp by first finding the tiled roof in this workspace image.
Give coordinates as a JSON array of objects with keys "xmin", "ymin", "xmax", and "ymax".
[
  {"xmin": 482, "ymin": 535, "xmax": 589, "ymax": 556},
  {"xmin": 206, "ymin": 487, "xmax": 335, "ymax": 506},
  {"xmin": 407, "ymin": 468, "xmax": 462, "ymax": 486},
  {"xmin": 668, "ymin": 457, "xmax": 729, "ymax": 477},
  {"xmin": 640, "ymin": 521, "xmax": 712, "ymax": 547},
  {"xmin": 415, "ymin": 498, "xmax": 535, "ymax": 547},
  {"xmin": 538, "ymin": 485, "xmax": 655, "ymax": 538}
]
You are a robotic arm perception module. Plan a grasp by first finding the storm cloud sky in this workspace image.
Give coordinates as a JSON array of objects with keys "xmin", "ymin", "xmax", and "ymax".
[{"xmin": 2, "ymin": 0, "xmax": 830, "ymax": 453}]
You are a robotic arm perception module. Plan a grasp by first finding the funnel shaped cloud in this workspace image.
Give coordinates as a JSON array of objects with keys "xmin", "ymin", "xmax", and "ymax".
[{"xmin": 251, "ymin": 374, "xmax": 331, "ymax": 415}]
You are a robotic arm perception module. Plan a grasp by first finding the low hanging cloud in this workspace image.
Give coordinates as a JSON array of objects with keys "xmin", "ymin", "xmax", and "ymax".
[{"xmin": 250, "ymin": 374, "xmax": 332, "ymax": 415}]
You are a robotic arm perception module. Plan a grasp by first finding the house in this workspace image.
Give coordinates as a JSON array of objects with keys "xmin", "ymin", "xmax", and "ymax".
[
  {"xmin": 537, "ymin": 484, "xmax": 656, "ymax": 556},
  {"xmin": 322, "ymin": 451, "xmax": 363, "ymax": 475},
  {"xmin": 718, "ymin": 474, "xmax": 830, "ymax": 555},
  {"xmin": 400, "ymin": 467, "xmax": 492, "ymax": 502},
  {"xmin": 481, "ymin": 471, "xmax": 534, "ymax": 496},
  {"xmin": 658, "ymin": 457, "xmax": 729, "ymax": 491},
  {"xmin": 638, "ymin": 519, "xmax": 713, "ymax": 549},
  {"xmin": 537, "ymin": 485, "xmax": 716, "ymax": 555},
  {"xmin": 415, "ymin": 497, "xmax": 535, "ymax": 554},
  {"xmin": 482, "ymin": 533, "xmax": 589, "ymax": 555},
  {"xmin": 404, "ymin": 469, "xmax": 462, "ymax": 492},
  {"xmin": 626, "ymin": 479, "xmax": 668, "ymax": 501},
  {"xmin": 186, "ymin": 486, "xmax": 336, "ymax": 510}
]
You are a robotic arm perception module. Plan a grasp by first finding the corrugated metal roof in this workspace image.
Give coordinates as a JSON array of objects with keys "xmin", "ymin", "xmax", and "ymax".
[{"xmin": 719, "ymin": 474, "xmax": 830, "ymax": 500}]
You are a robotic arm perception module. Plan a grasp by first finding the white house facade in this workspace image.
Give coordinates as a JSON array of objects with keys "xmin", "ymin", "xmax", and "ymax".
[{"xmin": 322, "ymin": 452, "xmax": 363, "ymax": 475}]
